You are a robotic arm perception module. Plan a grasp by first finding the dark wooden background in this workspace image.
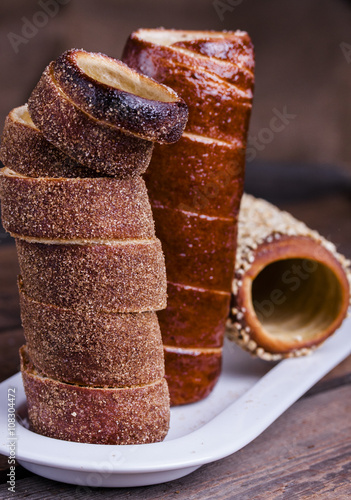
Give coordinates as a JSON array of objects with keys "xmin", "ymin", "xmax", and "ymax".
[{"xmin": 1, "ymin": 0, "xmax": 351, "ymax": 169}]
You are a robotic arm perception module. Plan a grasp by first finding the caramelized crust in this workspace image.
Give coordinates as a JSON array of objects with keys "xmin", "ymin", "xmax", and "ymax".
[
  {"xmin": 152, "ymin": 205, "xmax": 237, "ymax": 291},
  {"xmin": 137, "ymin": 58, "xmax": 252, "ymax": 143},
  {"xmin": 20, "ymin": 346, "xmax": 170, "ymax": 445},
  {"xmin": 173, "ymin": 34, "xmax": 255, "ymax": 71},
  {"xmin": 20, "ymin": 284, "xmax": 164, "ymax": 387},
  {"xmin": 122, "ymin": 29, "xmax": 254, "ymax": 89},
  {"xmin": 145, "ymin": 133, "xmax": 245, "ymax": 218},
  {"xmin": 163, "ymin": 346, "xmax": 222, "ymax": 406},
  {"xmin": 0, "ymin": 168, "xmax": 155, "ymax": 240},
  {"xmin": 53, "ymin": 49, "xmax": 188, "ymax": 144},
  {"xmin": 123, "ymin": 29, "xmax": 255, "ymax": 405},
  {"xmin": 28, "ymin": 64, "xmax": 154, "ymax": 178},
  {"xmin": 16, "ymin": 238, "xmax": 167, "ymax": 313},
  {"xmin": 0, "ymin": 105, "xmax": 93, "ymax": 178},
  {"xmin": 159, "ymin": 282, "xmax": 230, "ymax": 348},
  {"xmin": 123, "ymin": 29, "xmax": 254, "ymax": 143}
]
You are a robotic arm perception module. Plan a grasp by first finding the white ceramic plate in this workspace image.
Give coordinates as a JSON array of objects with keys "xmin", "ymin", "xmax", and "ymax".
[{"xmin": 0, "ymin": 317, "xmax": 350, "ymax": 488}]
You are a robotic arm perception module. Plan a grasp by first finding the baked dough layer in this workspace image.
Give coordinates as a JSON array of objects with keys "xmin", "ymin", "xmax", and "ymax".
[
  {"xmin": 16, "ymin": 238, "xmax": 167, "ymax": 313},
  {"xmin": 21, "ymin": 346, "xmax": 170, "ymax": 445}
]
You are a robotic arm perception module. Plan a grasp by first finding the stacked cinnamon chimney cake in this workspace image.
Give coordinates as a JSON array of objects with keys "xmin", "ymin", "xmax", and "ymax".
[{"xmin": 0, "ymin": 49, "xmax": 188, "ymax": 444}]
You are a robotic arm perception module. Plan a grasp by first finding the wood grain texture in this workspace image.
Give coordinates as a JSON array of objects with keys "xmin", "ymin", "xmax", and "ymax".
[
  {"xmin": 0, "ymin": 328, "xmax": 24, "ymax": 381},
  {"xmin": 0, "ymin": 244, "xmax": 20, "ymax": 332}
]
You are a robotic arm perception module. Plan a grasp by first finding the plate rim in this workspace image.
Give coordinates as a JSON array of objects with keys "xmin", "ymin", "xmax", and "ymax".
[{"xmin": 0, "ymin": 316, "xmax": 350, "ymax": 475}]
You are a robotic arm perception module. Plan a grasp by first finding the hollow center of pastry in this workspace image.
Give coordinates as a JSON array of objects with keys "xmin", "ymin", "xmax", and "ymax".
[
  {"xmin": 251, "ymin": 258, "xmax": 344, "ymax": 341},
  {"xmin": 76, "ymin": 53, "xmax": 177, "ymax": 102},
  {"xmin": 137, "ymin": 29, "xmax": 237, "ymax": 46},
  {"xmin": 12, "ymin": 105, "xmax": 36, "ymax": 128}
]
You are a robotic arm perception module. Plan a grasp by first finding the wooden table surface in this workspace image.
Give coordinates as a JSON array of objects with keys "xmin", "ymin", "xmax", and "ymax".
[{"xmin": 0, "ymin": 163, "xmax": 350, "ymax": 499}]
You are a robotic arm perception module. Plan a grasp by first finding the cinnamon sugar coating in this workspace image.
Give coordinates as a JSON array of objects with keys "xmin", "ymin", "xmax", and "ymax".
[
  {"xmin": 16, "ymin": 238, "xmax": 167, "ymax": 313},
  {"xmin": 163, "ymin": 346, "xmax": 222, "ymax": 406},
  {"xmin": 20, "ymin": 346, "xmax": 170, "ymax": 445},
  {"xmin": 28, "ymin": 64, "xmax": 154, "ymax": 178},
  {"xmin": 0, "ymin": 168, "xmax": 155, "ymax": 240},
  {"xmin": 0, "ymin": 105, "xmax": 94, "ymax": 178},
  {"xmin": 53, "ymin": 49, "xmax": 188, "ymax": 144},
  {"xmin": 2, "ymin": 46, "xmax": 173, "ymax": 442},
  {"xmin": 20, "ymin": 285, "xmax": 164, "ymax": 387}
]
